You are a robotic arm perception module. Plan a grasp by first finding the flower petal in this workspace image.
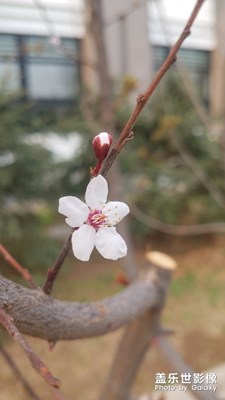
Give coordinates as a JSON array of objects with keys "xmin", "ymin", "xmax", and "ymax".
[
  {"xmin": 102, "ymin": 201, "xmax": 130, "ymax": 226},
  {"xmin": 59, "ymin": 196, "xmax": 89, "ymax": 227},
  {"xmin": 71, "ymin": 225, "xmax": 96, "ymax": 261},
  {"xmin": 95, "ymin": 227, "xmax": 127, "ymax": 260},
  {"xmin": 85, "ymin": 175, "xmax": 108, "ymax": 210}
]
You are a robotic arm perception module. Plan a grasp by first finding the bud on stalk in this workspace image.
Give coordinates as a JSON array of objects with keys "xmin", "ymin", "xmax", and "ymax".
[{"xmin": 92, "ymin": 132, "xmax": 112, "ymax": 162}]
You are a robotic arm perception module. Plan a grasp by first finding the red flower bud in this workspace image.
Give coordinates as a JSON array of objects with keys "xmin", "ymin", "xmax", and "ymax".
[{"xmin": 92, "ymin": 132, "xmax": 112, "ymax": 162}]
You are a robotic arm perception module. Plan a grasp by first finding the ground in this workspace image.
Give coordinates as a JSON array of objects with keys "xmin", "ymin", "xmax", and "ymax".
[{"xmin": 0, "ymin": 234, "xmax": 225, "ymax": 399}]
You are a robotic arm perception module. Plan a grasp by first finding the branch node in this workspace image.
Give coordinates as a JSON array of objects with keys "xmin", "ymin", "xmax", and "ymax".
[
  {"xmin": 137, "ymin": 94, "xmax": 145, "ymax": 104},
  {"xmin": 184, "ymin": 27, "xmax": 191, "ymax": 37}
]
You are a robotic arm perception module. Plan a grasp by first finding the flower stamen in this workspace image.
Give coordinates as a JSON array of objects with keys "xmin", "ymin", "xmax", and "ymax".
[{"xmin": 88, "ymin": 210, "xmax": 106, "ymax": 229}]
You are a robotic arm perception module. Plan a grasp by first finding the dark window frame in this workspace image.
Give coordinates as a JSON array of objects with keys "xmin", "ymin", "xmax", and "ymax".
[{"xmin": 0, "ymin": 33, "xmax": 81, "ymax": 105}]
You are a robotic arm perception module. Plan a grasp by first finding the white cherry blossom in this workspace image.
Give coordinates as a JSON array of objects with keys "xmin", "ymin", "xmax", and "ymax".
[{"xmin": 58, "ymin": 175, "xmax": 130, "ymax": 261}]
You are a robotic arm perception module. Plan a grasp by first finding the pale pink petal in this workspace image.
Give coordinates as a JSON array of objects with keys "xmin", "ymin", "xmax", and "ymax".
[
  {"xmin": 97, "ymin": 132, "xmax": 112, "ymax": 145},
  {"xmin": 85, "ymin": 175, "xmax": 108, "ymax": 210},
  {"xmin": 95, "ymin": 227, "xmax": 127, "ymax": 260},
  {"xmin": 71, "ymin": 225, "xmax": 96, "ymax": 261},
  {"xmin": 59, "ymin": 196, "xmax": 89, "ymax": 227},
  {"xmin": 102, "ymin": 201, "xmax": 130, "ymax": 226}
]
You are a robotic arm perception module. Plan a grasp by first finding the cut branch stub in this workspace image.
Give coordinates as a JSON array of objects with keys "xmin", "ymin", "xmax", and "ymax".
[{"xmin": 145, "ymin": 250, "xmax": 177, "ymax": 271}]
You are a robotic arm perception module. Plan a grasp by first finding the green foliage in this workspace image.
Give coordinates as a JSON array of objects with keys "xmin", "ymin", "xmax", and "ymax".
[
  {"xmin": 0, "ymin": 93, "xmax": 62, "ymax": 269},
  {"xmin": 0, "ymin": 91, "xmax": 91, "ymax": 271},
  {"xmin": 116, "ymin": 74, "xmax": 225, "ymax": 236},
  {"xmin": 171, "ymin": 271, "xmax": 196, "ymax": 297}
]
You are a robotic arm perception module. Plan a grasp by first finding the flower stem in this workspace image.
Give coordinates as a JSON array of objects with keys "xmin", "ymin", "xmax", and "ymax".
[
  {"xmin": 90, "ymin": 160, "xmax": 102, "ymax": 177},
  {"xmin": 42, "ymin": 233, "xmax": 72, "ymax": 295}
]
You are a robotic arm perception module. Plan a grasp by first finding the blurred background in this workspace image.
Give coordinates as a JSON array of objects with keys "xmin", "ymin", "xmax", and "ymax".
[{"xmin": 0, "ymin": 0, "xmax": 225, "ymax": 399}]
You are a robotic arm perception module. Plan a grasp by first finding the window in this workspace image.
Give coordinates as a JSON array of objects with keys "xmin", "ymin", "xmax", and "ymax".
[
  {"xmin": 0, "ymin": 34, "xmax": 20, "ymax": 92},
  {"xmin": 0, "ymin": 34, "xmax": 80, "ymax": 103}
]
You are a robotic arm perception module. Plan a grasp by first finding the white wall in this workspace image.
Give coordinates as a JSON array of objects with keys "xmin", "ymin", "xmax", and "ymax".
[
  {"xmin": 0, "ymin": 0, "xmax": 84, "ymax": 38},
  {"xmin": 102, "ymin": 0, "xmax": 153, "ymax": 92},
  {"xmin": 0, "ymin": 0, "xmax": 216, "ymax": 48},
  {"xmin": 148, "ymin": 0, "xmax": 216, "ymax": 50}
]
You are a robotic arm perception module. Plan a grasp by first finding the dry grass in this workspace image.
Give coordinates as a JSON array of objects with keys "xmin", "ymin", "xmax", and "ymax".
[{"xmin": 0, "ymin": 236, "xmax": 225, "ymax": 399}]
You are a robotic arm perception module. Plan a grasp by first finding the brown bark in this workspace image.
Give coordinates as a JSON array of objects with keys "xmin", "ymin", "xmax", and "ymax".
[
  {"xmin": 0, "ymin": 259, "xmax": 170, "ymax": 341},
  {"xmin": 99, "ymin": 252, "xmax": 176, "ymax": 400},
  {"xmin": 99, "ymin": 311, "xmax": 161, "ymax": 400}
]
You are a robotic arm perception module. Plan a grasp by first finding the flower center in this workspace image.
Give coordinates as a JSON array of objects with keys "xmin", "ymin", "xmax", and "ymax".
[{"xmin": 87, "ymin": 210, "xmax": 106, "ymax": 229}]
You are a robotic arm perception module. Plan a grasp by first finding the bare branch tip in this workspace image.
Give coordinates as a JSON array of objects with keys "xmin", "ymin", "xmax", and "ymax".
[{"xmin": 137, "ymin": 94, "xmax": 145, "ymax": 104}]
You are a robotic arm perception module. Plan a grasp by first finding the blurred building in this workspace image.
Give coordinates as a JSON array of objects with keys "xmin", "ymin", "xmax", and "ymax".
[
  {"xmin": 0, "ymin": 0, "xmax": 217, "ymax": 108},
  {"xmin": 0, "ymin": 0, "xmax": 84, "ymax": 104},
  {"xmin": 148, "ymin": 0, "xmax": 215, "ymax": 106}
]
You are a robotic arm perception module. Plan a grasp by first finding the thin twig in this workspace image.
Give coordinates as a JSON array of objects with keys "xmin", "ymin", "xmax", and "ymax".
[
  {"xmin": 131, "ymin": 203, "xmax": 225, "ymax": 236},
  {"xmin": 0, "ymin": 307, "xmax": 60, "ymax": 389},
  {"xmin": 153, "ymin": 3, "xmax": 225, "ymax": 210},
  {"xmin": 0, "ymin": 344, "xmax": 42, "ymax": 400},
  {"xmin": 0, "ymin": 243, "xmax": 37, "ymax": 289},
  {"xmin": 42, "ymin": 233, "xmax": 72, "ymax": 295},
  {"xmin": 101, "ymin": 0, "xmax": 206, "ymax": 175}
]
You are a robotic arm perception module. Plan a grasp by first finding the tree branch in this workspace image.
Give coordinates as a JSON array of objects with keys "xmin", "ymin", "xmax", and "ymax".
[
  {"xmin": 43, "ymin": 0, "xmax": 205, "ymax": 294},
  {"xmin": 99, "ymin": 252, "xmax": 176, "ymax": 400},
  {"xmin": 0, "ymin": 307, "xmax": 60, "ymax": 388},
  {"xmin": 158, "ymin": 337, "xmax": 219, "ymax": 400},
  {"xmin": 0, "ymin": 243, "xmax": 37, "ymax": 289},
  {"xmin": 131, "ymin": 203, "xmax": 225, "ymax": 236},
  {"xmin": 42, "ymin": 233, "xmax": 72, "ymax": 295},
  {"xmin": 0, "ymin": 259, "xmax": 172, "ymax": 342},
  {"xmin": 101, "ymin": 0, "xmax": 206, "ymax": 175},
  {"xmin": 0, "ymin": 344, "xmax": 42, "ymax": 400},
  {"xmin": 155, "ymin": 0, "xmax": 212, "ymax": 133}
]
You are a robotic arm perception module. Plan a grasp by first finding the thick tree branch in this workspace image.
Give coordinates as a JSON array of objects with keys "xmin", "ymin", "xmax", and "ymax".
[
  {"xmin": 99, "ymin": 252, "xmax": 176, "ymax": 400},
  {"xmin": 0, "ymin": 259, "xmax": 172, "ymax": 342},
  {"xmin": 99, "ymin": 312, "xmax": 161, "ymax": 400}
]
